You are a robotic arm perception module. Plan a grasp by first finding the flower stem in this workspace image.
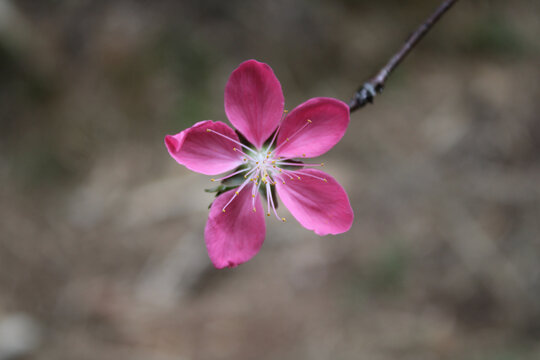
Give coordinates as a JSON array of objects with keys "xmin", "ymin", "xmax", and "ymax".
[{"xmin": 349, "ymin": 0, "xmax": 460, "ymax": 112}]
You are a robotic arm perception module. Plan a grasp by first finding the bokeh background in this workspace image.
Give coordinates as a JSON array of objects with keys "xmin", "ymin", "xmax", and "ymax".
[{"xmin": 1, "ymin": 0, "xmax": 540, "ymax": 359}]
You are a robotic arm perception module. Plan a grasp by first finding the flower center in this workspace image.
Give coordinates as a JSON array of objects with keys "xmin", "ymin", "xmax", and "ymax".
[{"xmin": 206, "ymin": 118, "xmax": 327, "ymax": 222}]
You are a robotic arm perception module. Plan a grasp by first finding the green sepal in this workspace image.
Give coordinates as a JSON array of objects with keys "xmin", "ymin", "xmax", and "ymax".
[{"xmin": 204, "ymin": 184, "xmax": 236, "ymax": 193}]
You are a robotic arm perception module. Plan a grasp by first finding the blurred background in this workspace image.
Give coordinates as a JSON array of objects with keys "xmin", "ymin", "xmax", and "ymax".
[{"xmin": 1, "ymin": 0, "xmax": 540, "ymax": 359}]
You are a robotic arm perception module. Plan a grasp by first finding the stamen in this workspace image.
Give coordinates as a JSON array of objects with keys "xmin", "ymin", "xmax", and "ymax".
[
  {"xmin": 262, "ymin": 169, "xmax": 275, "ymax": 185},
  {"xmin": 270, "ymin": 119, "xmax": 312, "ymax": 155},
  {"xmin": 266, "ymin": 124, "xmax": 281, "ymax": 151},
  {"xmin": 266, "ymin": 181, "xmax": 284, "ymax": 222},
  {"xmin": 233, "ymin": 147, "xmax": 256, "ymax": 162},
  {"xmin": 206, "ymin": 128, "xmax": 257, "ymax": 155},
  {"xmin": 288, "ymin": 170, "xmax": 328, "ymax": 182},
  {"xmin": 265, "ymin": 182, "xmax": 271, "ymax": 217},
  {"xmin": 280, "ymin": 171, "xmax": 295, "ymax": 180},
  {"xmin": 251, "ymin": 169, "xmax": 262, "ymax": 210},
  {"xmin": 275, "ymin": 162, "xmax": 325, "ymax": 167},
  {"xmin": 241, "ymin": 166, "xmax": 259, "ymax": 180},
  {"xmin": 221, "ymin": 170, "xmax": 258, "ymax": 213},
  {"xmin": 266, "ymin": 109, "xmax": 290, "ymax": 152},
  {"xmin": 210, "ymin": 168, "xmax": 249, "ymax": 182}
]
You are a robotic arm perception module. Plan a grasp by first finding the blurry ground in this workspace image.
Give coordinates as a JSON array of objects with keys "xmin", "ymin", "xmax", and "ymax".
[{"xmin": 1, "ymin": 0, "xmax": 540, "ymax": 359}]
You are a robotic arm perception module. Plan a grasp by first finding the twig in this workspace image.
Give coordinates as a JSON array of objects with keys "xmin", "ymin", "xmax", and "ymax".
[{"xmin": 349, "ymin": 0, "xmax": 460, "ymax": 112}]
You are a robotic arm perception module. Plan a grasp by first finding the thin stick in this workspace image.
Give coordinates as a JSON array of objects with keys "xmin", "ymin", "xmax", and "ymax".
[{"xmin": 349, "ymin": 0, "xmax": 460, "ymax": 112}]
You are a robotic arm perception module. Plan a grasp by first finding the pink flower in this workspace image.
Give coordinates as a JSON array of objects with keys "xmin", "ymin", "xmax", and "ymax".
[{"xmin": 165, "ymin": 60, "xmax": 354, "ymax": 268}]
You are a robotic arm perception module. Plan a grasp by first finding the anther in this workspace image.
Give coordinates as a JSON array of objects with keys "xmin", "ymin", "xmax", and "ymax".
[
  {"xmin": 284, "ymin": 109, "xmax": 289, "ymax": 113},
  {"xmin": 307, "ymin": 119, "xmax": 312, "ymax": 123},
  {"xmin": 253, "ymin": 208, "xmax": 256, "ymax": 212},
  {"xmin": 302, "ymin": 154, "xmax": 306, "ymax": 157},
  {"xmin": 233, "ymin": 147, "xmax": 237, "ymax": 151},
  {"xmin": 206, "ymin": 129, "xmax": 211, "ymax": 132},
  {"xmin": 252, "ymin": 194, "xmax": 255, "ymax": 198},
  {"xmin": 222, "ymin": 209, "xmax": 226, "ymax": 213},
  {"xmin": 211, "ymin": 179, "xmax": 215, "ymax": 182},
  {"xmin": 271, "ymin": 160, "xmax": 276, "ymax": 164},
  {"xmin": 321, "ymin": 163, "xmax": 325, "ymax": 166},
  {"xmin": 267, "ymin": 213, "xmax": 270, "ymax": 217},
  {"xmin": 286, "ymin": 138, "xmax": 289, "ymax": 142},
  {"xmin": 323, "ymin": 178, "xmax": 328, "ymax": 182},
  {"xmin": 235, "ymin": 191, "xmax": 239, "ymax": 195},
  {"xmin": 281, "ymin": 218, "xmax": 286, "ymax": 222}
]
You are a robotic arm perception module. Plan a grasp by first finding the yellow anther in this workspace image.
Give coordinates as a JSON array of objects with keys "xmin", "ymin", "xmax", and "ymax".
[
  {"xmin": 235, "ymin": 191, "xmax": 239, "ymax": 195},
  {"xmin": 302, "ymin": 154, "xmax": 306, "ymax": 157},
  {"xmin": 253, "ymin": 208, "xmax": 256, "ymax": 212},
  {"xmin": 297, "ymin": 176, "xmax": 301, "ymax": 180},
  {"xmin": 272, "ymin": 165, "xmax": 276, "ymax": 168},
  {"xmin": 286, "ymin": 138, "xmax": 290, "ymax": 142},
  {"xmin": 211, "ymin": 179, "xmax": 215, "ymax": 182},
  {"xmin": 256, "ymin": 161, "xmax": 259, "ymax": 164},
  {"xmin": 307, "ymin": 119, "xmax": 312, "ymax": 123},
  {"xmin": 206, "ymin": 129, "xmax": 211, "ymax": 132},
  {"xmin": 222, "ymin": 209, "xmax": 226, "ymax": 213},
  {"xmin": 282, "ymin": 181, "xmax": 285, "ymax": 184},
  {"xmin": 323, "ymin": 178, "xmax": 328, "ymax": 182},
  {"xmin": 233, "ymin": 147, "xmax": 236, "ymax": 151},
  {"xmin": 243, "ymin": 158, "xmax": 247, "ymax": 161},
  {"xmin": 267, "ymin": 213, "xmax": 270, "ymax": 217},
  {"xmin": 271, "ymin": 160, "xmax": 276, "ymax": 164},
  {"xmin": 279, "ymin": 169, "xmax": 283, "ymax": 172},
  {"xmin": 284, "ymin": 109, "xmax": 289, "ymax": 113},
  {"xmin": 321, "ymin": 162, "xmax": 325, "ymax": 166},
  {"xmin": 252, "ymin": 194, "xmax": 255, "ymax": 198},
  {"xmin": 281, "ymin": 218, "xmax": 286, "ymax": 222}
]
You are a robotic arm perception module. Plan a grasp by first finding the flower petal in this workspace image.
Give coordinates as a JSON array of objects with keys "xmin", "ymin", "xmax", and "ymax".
[
  {"xmin": 165, "ymin": 120, "xmax": 244, "ymax": 175},
  {"xmin": 225, "ymin": 59, "xmax": 284, "ymax": 148},
  {"xmin": 274, "ymin": 97, "xmax": 349, "ymax": 158},
  {"xmin": 275, "ymin": 169, "xmax": 353, "ymax": 236},
  {"xmin": 205, "ymin": 185, "xmax": 266, "ymax": 268}
]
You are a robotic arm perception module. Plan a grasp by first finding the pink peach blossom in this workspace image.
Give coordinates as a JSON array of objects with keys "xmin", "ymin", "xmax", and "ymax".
[{"xmin": 165, "ymin": 60, "xmax": 353, "ymax": 269}]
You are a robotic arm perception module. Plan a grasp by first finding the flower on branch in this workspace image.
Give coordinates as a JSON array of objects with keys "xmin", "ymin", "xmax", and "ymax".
[{"xmin": 165, "ymin": 60, "xmax": 353, "ymax": 269}]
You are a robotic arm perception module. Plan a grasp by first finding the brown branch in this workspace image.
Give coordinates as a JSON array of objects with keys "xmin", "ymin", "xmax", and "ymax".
[{"xmin": 349, "ymin": 0, "xmax": 460, "ymax": 112}]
